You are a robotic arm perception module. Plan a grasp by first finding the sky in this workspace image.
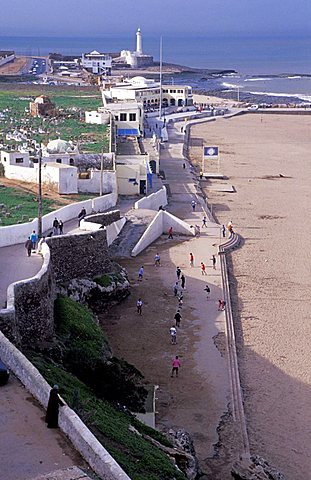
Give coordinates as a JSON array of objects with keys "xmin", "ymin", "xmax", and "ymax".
[{"xmin": 1, "ymin": 0, "xmax": 311, "ymax": 37}]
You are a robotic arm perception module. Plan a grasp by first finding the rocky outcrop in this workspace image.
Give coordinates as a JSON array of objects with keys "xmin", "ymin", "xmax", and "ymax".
[
  {"xmin": 59, "ymin": 267, "xmax": 130, "ymax": 313},
  {"xmin": 232, "ymin": 455, "xmax": 285, "ymax": 480},
  {"xmin": 167, "ymin": 428, "xmax": 201, "ymax": 480}
]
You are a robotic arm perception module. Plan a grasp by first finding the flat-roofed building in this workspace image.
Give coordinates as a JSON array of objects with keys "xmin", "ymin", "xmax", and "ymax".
[
  {"xmin": 81, "ymin": 51, "xmax": 112, "ymax": 75},
  {"xmin": 102, "ymin": 76, "xmax": 193, "ymax": 108}
]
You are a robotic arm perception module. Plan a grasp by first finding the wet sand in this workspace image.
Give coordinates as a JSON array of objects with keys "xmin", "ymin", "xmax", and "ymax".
[{"xmin": 189, "ymin": 113, "xmax": 311, "ymax": 479}]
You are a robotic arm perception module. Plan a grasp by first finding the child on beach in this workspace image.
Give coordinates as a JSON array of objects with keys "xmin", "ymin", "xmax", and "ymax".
[{"xmin": 189, "ymin": 252, "xmax": 194, "ymax": 267}]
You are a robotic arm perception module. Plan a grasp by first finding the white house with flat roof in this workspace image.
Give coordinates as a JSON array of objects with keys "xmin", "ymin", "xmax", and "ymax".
[
  {"xmin": 102, "ymin": 76, "xmax": 193, "ymax": 108},
  {"xmin": 81, "ymin": 51, "xmax": 112, "ymax": 75}
]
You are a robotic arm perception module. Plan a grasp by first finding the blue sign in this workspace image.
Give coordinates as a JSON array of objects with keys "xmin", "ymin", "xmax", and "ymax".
[{"xmin": 204, "ymin": 146, "xmax": 218, "ymax": 157}]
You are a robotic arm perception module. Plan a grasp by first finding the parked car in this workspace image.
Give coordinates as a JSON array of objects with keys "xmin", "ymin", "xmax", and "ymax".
[{"xmin": 0, "ymin": 359, "xmax": 10, "ymax": 385}]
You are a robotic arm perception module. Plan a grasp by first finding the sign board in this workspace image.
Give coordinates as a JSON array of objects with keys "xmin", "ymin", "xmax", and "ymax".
[
  {"xmin": 203, "ymin": 146, "xmax": 218, "ymax": 158},
  {"xmin": 202, "ymin": 146, "xmax": 219, "ymax": 174}
]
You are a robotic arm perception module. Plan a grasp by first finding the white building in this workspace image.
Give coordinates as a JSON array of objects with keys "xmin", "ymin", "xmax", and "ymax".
[
  {"xmin": 120, "ymin": 28, "xmax": 153, "ymax": 68},
  {"xmin": 81, "ymin": 51, "xmax": 112, "ymax": 75},
  {"xmin": 102, "ymin": 76, "xmax": 193, "ymax": 108},
  {"xmin": 0, "ymin": 150, "xmax": 30, "ymax": 167},
  {"xmin": 85, "ymin": 110, "xmax": 110, "ymax": 125}
]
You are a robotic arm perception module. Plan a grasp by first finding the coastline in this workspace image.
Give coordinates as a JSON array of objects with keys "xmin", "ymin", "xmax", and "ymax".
[{"xmin": 189, "ymin": 113, "xmax": 311, "ymax": 479}]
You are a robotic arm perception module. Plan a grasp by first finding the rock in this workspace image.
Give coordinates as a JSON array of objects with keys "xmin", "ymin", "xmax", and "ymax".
[
  {"xmin": 58, "ymin": 267, "xmax": 130, "ymax": 313},
  {"xmin": 232, "ymin": 455, "xmax": 285, "ymax": 480},
  {"xmin": 167, "ymin": 428, "xmax": 201, "ymax": 480}
]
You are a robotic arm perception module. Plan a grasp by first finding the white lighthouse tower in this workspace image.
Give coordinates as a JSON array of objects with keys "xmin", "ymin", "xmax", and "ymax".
[{"xmin": 136, "ymin": 28, "xmax": 142, "ymax": 55}]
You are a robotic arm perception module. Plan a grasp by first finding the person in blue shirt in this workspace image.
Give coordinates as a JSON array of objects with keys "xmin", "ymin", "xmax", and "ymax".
[{"xmin": 30, "ymin": 230, "xmax": 38, "ymax": 251}]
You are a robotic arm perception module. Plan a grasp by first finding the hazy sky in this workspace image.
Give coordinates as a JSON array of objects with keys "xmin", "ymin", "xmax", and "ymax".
[{"xmin": 1, "ymin": 0, "xmax": 311, "ymax": 37}]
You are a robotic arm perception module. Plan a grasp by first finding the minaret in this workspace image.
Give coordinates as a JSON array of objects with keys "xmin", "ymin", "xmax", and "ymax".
[{"xmin": 136, "ymin": 28, "xmax": 142, "ymax": 55}]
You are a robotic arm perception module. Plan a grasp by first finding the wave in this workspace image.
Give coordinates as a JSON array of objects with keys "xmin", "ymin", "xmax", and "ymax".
[
  {"xmin": 244, "ymin": 78, "xmax": 273, "ymax": 82},
  {"xmin": 222, "ymin": 82, "xmax": 242, "ymax": 89},
  {"xmin": 287, "ymin": 76, "xmax": 302, "ymax": 79},
  {"xmin": 247, "ymin": 90, "xmax": 311, "ymax": 102}
]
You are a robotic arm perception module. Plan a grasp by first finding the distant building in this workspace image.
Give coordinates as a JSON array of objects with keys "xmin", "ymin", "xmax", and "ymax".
[
  {"xmin": 120, "ymin": 28, "xmax": 153, "ymax": 68},
  {"xmin": 0, "ymin": 51, "xmax": 15, "ymax": 67},
  {"xmin": 81, "ymin": 51, "xmax": 112, "ymax": 75},
  {"xmin": 29, "ymin": 95, "xmax": 56, "ymax": 117},
  {"xmin": 102, "ymin": 76, "xmax": 193, "ymax": 108}
]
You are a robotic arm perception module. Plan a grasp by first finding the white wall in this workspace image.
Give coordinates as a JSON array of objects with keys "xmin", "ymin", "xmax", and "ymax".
[
  {"xmin": 0, "ymin": 53, "xmax": 15, "ymax": 67},
  {"xmin": 0, "ymin": 193, "xmax": 117, "ymax": 248},
  {"xmin": 105, "ymin": 217, "xmax": 126, "ymax": 246},
  {"xmin": 78, "ymin": 171, "xmax": 117, "ymax": 194},
  {"xmin": 131, "ymin": 210, "xmax": 194, "ymax": 257},
  {"xmin": 134, "ymin": 186, "xmax": 167, "ymax": 210}
]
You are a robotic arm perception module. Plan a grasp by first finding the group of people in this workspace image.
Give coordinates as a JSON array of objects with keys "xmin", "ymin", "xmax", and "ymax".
[
  {"xmin": 52, "ymin": 217, "xmax": 64, "ymax": 236},
  {"xmin": 25, "ymin": 230, "xmax": 46, "ymax": 257}
]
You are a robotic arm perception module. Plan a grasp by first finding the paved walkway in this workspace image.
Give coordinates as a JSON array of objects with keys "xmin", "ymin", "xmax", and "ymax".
[{"xmin": 153, "ymin": 121, "xmax": 231, "ymax": 459}]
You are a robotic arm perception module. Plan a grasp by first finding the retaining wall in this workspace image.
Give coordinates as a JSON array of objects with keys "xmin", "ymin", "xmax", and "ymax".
[
  {"xmin": 131, "ymin": 210, "xmax": 194, "ymax": 257},
  {"xmin": 0, "ymin": 193, "xmax": 117, "ymax": 248},
  {"xmin": 0, "ymin": 332, "xmax": 130, "ymax": 480},
  {"xmin": 134, "ymin": 186, "xmax": 167, "ymax": 211}
]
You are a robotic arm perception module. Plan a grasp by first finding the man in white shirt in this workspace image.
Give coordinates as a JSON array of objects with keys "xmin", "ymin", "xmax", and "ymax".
[{"xmin": 170, "ymin": 326, "xmax": 177, "ymax": 345}]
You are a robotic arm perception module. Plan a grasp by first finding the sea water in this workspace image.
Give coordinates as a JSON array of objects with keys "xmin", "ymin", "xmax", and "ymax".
[{"xmin": 1, "ymin": 33, "xmax": 310, "ymax": 101}]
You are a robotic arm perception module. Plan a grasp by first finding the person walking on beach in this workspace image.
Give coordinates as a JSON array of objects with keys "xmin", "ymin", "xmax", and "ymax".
[
  {"xmin": 200, "ymin": 262, "xmax": 207, "ymax": 275},
  {"xmin": 154, "ymin": 253, "xmax": 161, "ymax": 266},
  {"xmin": 173, "ymin": 281, "xmax": 179, "ymax": 297},
  {"xmin": 170, "ymin": 326, "xmax": 177, "ymax": 345},
  {"xmin": 176, "ymin": 267, "xmax": 181, "ymax": 280},
  {"xmin": 204, "ymin": 284, "xmax": 211, "ymax": 299},
  {"xmin": 202, "ymin": 216, "xmax": 207, "ymax": 228},
  {"xmin": 137, "ymin": 298, "xmax": 143, "ymax": 315},
  {"xmin": 138, "ymin": 266, "xmax": 144, "ymax": 281},
  {"xmin": 174, "ymin": 310, "xmax": 182, "ymax": 328},
  {"xmin": 178, "ymin": 293, "xmax": 183, "ymax": 308},
  {"xmin": 25, "ymin": 237, "xmax": 32, "ymax": 257},
  {"xmin": 222, "ymin": 225, "xmax": 226, "ymax": 238},
  {"xmin": 181, "ymin": 274, "xmax": 186, "ymax": 289},
  {"xmin": 171, "ymin": 356, "xmax": 181, "ymax": 377},
  {"xmin": 52, "ymin": 217, "xmax": 59, "ymax": 236},
  {"xmin": 30, "ymin": 230, "xmax": 38, "ymax": 251},
  {"xmin": 182, "ymin": 162, "xmax": 186, "ymax": 169},
  {"xmin": 221, "ymin": 300, "xmax": 226, "ymax": 311},
  {"xmin": 168, "ymin": 227, "xmax": 173, "ymax": 239},
  {"xmin": 189, "ymin": 252, "xmax": 194, "ymax": 267},
  {"xmin": 211, "ymin": 254, "xmax": 216, "ymax": 269},
  {"xmin": 191, "ymin": 200, "xmax": 196, "ymax": 211},
  {"xmin": 195, "ymin": 225, "xmax": 201, "ymax": 237}
]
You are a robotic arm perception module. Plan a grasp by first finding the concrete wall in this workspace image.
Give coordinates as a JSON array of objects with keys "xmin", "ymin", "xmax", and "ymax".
[
  {"xmin": 78, "ymin": 171, "xmax": 117, "ymax": 195},
  {"xmin": 134, "ymin": 186, "xmax": 167, "ymax": 211},
  {"xmin": 0, "ymin": 332, "xmax": 130, "ymax": 480},
  {"xmin": 0, "ymin": 53, "xmax": 15, "ymax": 67},
  {"xmin": 131, "ymin": 210, "xmax": 194, "ymax": 257},
  {"xmin": 105, "ymin": 218, "xmax": 126, "ymax": 246},
  {"xmin": 0, "ymin": 194, "xmax": 117, "ymax": 248},
  {"xmin": 80, "ymin": 211, "xmax": 126, "ymax": 246}
]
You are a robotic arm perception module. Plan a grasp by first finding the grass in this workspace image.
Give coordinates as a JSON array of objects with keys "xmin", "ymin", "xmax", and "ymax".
[
  {"xmin": 0, "ymin": 86, "xmax": 109, "ymax": 153},
  {"xmin": 0, "ymin": 184, "xmax": 96, "ymax": 226},
  {"xmin": 29, "ymin": 356, "xmax": 186, "ymax": 480}
]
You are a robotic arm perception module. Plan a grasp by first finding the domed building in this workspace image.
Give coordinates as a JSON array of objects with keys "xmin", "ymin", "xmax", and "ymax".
[{"xmin": 42, "ymin": 138, "xmax": 79, "ymax": 165}]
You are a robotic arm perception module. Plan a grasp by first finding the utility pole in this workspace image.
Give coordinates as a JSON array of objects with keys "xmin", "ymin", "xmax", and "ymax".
[
  {"xmin": 37, "ymin": 146, "xmax": 43, "ymax": 237},
  {"xmin": 159, "ymin": 36, "xmax": 163, "ymax": 120},
  {"xmin": 100, "ymin": 146, "xmax": 104, "ymax": 196}
]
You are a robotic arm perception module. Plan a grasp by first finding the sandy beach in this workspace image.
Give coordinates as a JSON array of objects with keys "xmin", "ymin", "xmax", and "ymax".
[{"xmin": 189, "ymin": 113, "xmax": 311, "ymax": 479}]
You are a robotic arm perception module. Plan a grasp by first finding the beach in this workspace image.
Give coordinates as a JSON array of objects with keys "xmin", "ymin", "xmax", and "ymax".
[{"xmin": 189, "ymin": 113, "xmax": 311, "ymax": 479}]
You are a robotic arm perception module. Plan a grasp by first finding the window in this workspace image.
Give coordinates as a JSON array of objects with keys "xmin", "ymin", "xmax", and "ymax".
[
  {"xmin": 120, "ymin": 113, "xmax": 127, "ymax": 121},
  {"xmin": 129, "ymin": 113, "xmax": 136, "ymax": 121},
  {"xmin": 114, "ymin": 115, "xmax": 119, "ymax": 121},
  {"xmin": 69, "ymin": 158, "xmax": 74, "ymax": 166},
  {"xmin": 56, "ymin": 158, "xmax": 62, "ymax": 163},
  {"xmin": 15, "ymin": 158, "xmax": 24, "ymax": 164}
]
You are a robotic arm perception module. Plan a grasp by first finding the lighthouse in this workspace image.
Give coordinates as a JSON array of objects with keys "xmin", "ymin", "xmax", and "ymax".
[{"xmin": 136, "ymin": 28, "xmax": 142, "ymax": 55}]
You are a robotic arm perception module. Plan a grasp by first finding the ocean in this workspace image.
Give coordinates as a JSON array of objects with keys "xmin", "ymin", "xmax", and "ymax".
[{"xmin": 1, "ymin": 34, "xmax": 311, "ymax": 102}]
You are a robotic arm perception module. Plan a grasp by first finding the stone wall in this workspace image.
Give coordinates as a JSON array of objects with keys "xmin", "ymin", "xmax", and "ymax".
[
  {"xmin": 84, "ymin": 210, "xmax": 120, "ymax": 227},
  {"xmin": 47, "ymin": 229, "xmax": 113, "ymax": 285}
]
